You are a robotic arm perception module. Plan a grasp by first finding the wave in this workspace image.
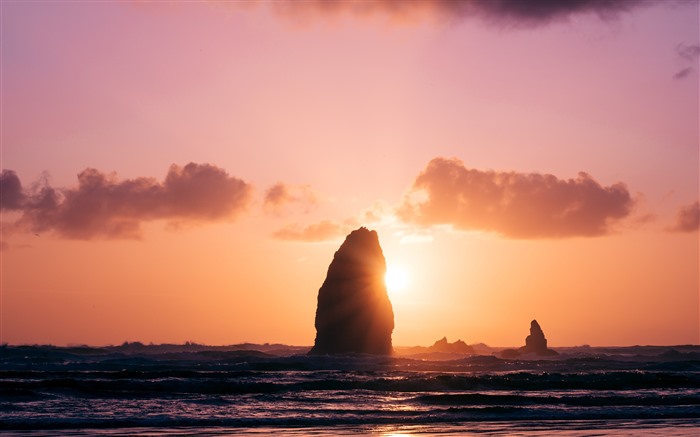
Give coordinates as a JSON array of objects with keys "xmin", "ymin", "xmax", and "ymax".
[
  {"xmin": 3, "ymin": 407, "xmax": 700, "ymax": 431},
  {"xmin": 2, "ymin": 368, "xmax": 699, "ymax": 400},
  {"xmin": 2, "ymin": 344, "xmax": 699, "ymax": 432},
  {"xmin": 414, "ymin": 392, "xmax": 700, "ymax": 407}
]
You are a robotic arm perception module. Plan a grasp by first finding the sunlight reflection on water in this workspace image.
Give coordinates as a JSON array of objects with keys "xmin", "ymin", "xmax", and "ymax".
[
  {"xmin": 4, "ymin": 421, "xmax": 694, "ymax": 436},
  {"xmin": 2, "ymin": 346, "xmax": 699, "ymax": 436}
]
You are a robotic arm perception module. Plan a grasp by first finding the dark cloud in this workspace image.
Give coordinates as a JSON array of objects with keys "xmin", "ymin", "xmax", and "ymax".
[
  {"xmin": 674, "ymin": 67, "xmax": 693, "ymax": 79},
  {"xmin": 669, "ymin": 201, "xmax": 700, "ymax": 233},
  {"xmin": 263, "ymin": 183, "xmax": 316, "ymax": 216},
  {"xmin": 677, "ymin": 43, "xmax": 700, "ymax": 61},
  {"xmin": 2, "ymin": 163, "xmax": 252, "ymax": 240},
  {"xmin": 674, "ymin": 43, "xmax": 700, "ymax": 79},
  {"xmin": 398, "ymin": 157, "xmax": 634, "ymax": 238},
  {"xmin": 273, "ymin": 219, "xmax": 356, "ymax": 242},
  {"xmin": 1, "ymin": 170, "xmax": 26, "ymax": 210},
  {"xmin": 466, "ymin": 0, "xmax": 647, "ymax": 25},
  {"xmin": 270, "ymin": 0, "xmax": 648, "ymax": 26},
  {"xmin": 265, "ymin": 183, "xmax": 291, "ymax": 206}
]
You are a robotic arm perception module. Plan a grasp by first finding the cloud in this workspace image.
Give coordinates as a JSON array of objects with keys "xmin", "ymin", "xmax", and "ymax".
[
  {"xmin": 461, "ymin": 0, "xmax": 647, "ymax": 26},
  {"xmin": 674, "ymin": 43, "xmax": 700, "ymax": 79},
  {"xmin": 271, "ymin": 202, "xmax": 394, "ymax": 242},
  {"xmin": 2, "ymin": 163, "xmax": 252, "ymax": 240},
  {"xmin": 397, "ymin": 157, "xmax": 634, "ymax": 238},
  {"xmin": 676, "ymin": 43, "xmax": 700, "ymax": 61},
  {"xmin": 674, "ymin": 67, "xmax": 692, "ymax": 79},
  {"xmin": 1, "ymin": 170, "xmax": 26, "ymax": 210},
  {"xmin": 269, "ymin": 0, "xmax": 648, "ymax": 27},
  {"xmin": 669, "ymin": 201, "xmax": 700, "ymax": 233},
  {"xmin": 263, "ymin": 182, "xmax": 316, "ymax": 216},
  {"xmin": 273, "ymin": 219, "xmax": 354, "ymax": 242}
]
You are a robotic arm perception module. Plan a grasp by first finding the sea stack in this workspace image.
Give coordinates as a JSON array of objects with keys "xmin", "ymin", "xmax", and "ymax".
[
  {"xmin": 520, "ymin": 319, "xmax": 558, "ymax": 356},
  {"xmin": 310, "ymin": 227, "xmax": 394, "ymax": 355},
  {"xmin": 501, "ymin": 319, "xmax": 558, "ymax": 358},
  {"xmin": 522, "ymin": 320, "xmax": 548, "ymax": 354}
]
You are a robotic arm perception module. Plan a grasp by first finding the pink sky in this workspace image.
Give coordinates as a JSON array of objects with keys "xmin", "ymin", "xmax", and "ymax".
[{"xmin": 1, "ymin": 0, "xmax": 698, "ymax": 347}]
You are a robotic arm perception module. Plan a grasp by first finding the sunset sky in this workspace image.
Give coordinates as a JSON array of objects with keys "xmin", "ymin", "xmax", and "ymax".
[{"xmin": 1, "ymin": 0, "xmax": 698, "ymax": 348}]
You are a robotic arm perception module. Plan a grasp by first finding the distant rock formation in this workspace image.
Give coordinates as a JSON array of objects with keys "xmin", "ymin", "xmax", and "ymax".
[
  {"xmin": 393, "ymin": 337, "xmax": 476, "ymax": 359},
  {"xmin": 310, "ymin": 227, "xmax": 394, "ymax": 355},
  {"xmin": 501, "ymin": 319, "xmax": 558, "ymax": 358},
  {"xmin": 430, "ymin": 337, "xmax": 475, "ymax": 354},
  {"xmin": 469, "ymin": 343, "xmax": 496, "ymax": 355}
]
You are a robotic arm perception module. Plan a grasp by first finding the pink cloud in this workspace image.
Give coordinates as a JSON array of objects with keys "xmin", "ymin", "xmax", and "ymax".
[
  {"xmin": 263, "ymin": 182, "xmax": 317, "ymax": 216},
  {"xmin": 0, "ymin": 170, "xmax": 25, "ymax": 210},
  {"xmin": 1, "ymin": 163, "xmax": 252, "ymax": 240},
  {"xmin": 398, "ymin": 157, "xmax": 634, "ymax": 238},
  {"xmin": 271, "ymin": 203, "xmax": 391, "ymax": 243},
  {"xmin": 674, "ymin": 43, "xmax": 700, "ymax": 79},
  {"xmin": 273, "ymin": 219, "xmax": 357, "ymax": 242},
  {"xmin": 669, "ymin": 201, "xmax": 700, "ymax": 233}
]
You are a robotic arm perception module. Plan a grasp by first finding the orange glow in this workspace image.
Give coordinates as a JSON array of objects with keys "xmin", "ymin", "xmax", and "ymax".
[{"xmin": 385, "ymin": 264, "xmax": 410, "ymax": 296}]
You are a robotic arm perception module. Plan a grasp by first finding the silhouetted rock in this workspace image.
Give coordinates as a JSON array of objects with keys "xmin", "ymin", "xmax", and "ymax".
[
  {"xmin": 501, "ymin": 319, "xmax": 558, "ymax": 358},
  {"xmin": 522, "ymin": 320, "xmax": 548, "ymax": 354},
  {"xmin": 394, "ymin": 337, "xmax": 479, "ymax": 359},
  {"xmin": 500, "ymin": 348, "xmax": 520, "ymax": 359},
  {"xmin": 430, "ymin": 337, "xmax": 475, "ymax": 354},
  {"xmin": 310, "ymin": 227, "xmax": 394, "ymax": 355},
  {"xmin": 470, "ymin": 343, "xmax": 496, "ymax": 355}
]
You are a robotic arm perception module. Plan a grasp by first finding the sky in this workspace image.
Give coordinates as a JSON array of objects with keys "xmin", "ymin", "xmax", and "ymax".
[{"xmin": 1, "ymin": 0, "xmax": 698, "ymax": 347}]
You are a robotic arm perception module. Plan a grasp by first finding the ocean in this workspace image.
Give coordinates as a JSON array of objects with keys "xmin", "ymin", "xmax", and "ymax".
[{"xmin": 1, "ymin": 344, "xmax": 699, "ymax": 436}]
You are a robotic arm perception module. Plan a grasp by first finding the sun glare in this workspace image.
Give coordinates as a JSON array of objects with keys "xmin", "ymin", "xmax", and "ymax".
[{"xmin": 385, "ymin": 265, "xmax": 409, "ymax": 294}]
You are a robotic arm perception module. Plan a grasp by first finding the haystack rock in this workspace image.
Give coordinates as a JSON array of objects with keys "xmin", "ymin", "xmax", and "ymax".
[{"xmin": 310, "ymin": 227, "xmax": 394, "ymax": 355}]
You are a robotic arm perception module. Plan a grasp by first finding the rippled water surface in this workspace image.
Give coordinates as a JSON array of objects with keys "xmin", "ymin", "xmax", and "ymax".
[{"xmin": 1, "ymin": 345, "xmax": 699, "ymax": 435}]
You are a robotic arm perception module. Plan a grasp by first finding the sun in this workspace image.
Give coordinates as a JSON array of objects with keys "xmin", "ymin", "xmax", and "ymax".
[{"xmin": 385, "ymin": 265, "xmax": 409, "ymax": 294}]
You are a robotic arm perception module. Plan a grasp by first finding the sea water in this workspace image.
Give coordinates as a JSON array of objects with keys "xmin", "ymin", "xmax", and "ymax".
[{"xmin": 1, "ymin": 344, "xmax": 699, "ymax": 436}]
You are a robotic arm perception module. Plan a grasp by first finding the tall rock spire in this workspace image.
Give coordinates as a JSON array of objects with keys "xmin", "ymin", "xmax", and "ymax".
[
  {"xmin": 310, "ymin": 227, "xmax": 394, "ymax": 355},
  {"xmin": 523, "ymin": 319, "xmax": 548, "ymax": 353},
  {"xmin": 500, "ymin": 319, "xmax": 558, "ymax": 358}
]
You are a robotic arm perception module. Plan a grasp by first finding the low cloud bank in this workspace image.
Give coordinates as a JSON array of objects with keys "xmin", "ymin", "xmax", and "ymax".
[
  {"xmin": 263, "ymin": 182, "xmax": 317, "ymax": 216},
  {"xmin": 273, "ymin": 220, "xmax": 354, "ymax": 242}
]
